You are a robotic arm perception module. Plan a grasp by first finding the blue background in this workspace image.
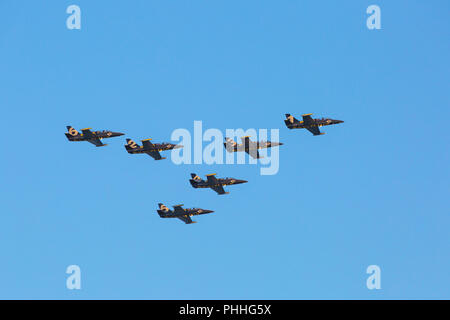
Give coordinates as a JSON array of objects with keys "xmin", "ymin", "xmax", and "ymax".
[{"xmin": 0, "ymin": 1, "xmax": 449, "ymax": 299}]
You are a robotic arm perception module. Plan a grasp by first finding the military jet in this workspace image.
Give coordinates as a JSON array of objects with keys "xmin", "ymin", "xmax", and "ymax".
[
  {"xmin": 124, "ymin": 138, "xmax": 183, "ymax": 160},
  {"xmin": 157, "ymin": 203, "xmax": 214, "ymax": 224},
  {"xmin": 284, "ymin": 113, "xmax": 344, "ymax": 136},
  {"xmin": 189, "ymin": 173, "xmax": 247, "ymax": 195},
  {"xmin": 65, "ymin": 126, "xmax": 124, "ymax": 147},
  {"xmin": 223, "ymin": 136, "xmax": 283, "ymax": 159}
]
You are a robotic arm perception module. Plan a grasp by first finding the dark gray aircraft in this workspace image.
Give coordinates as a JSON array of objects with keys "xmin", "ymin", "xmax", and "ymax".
[
  {"xmin": 124, "ymin": 138, "xmax": 183, "ymax": 160},
  {"xmin": 224, "ymin": 136, "xmax": 283, "ymax": 159},
  {"xmin": 284, "ymin": 113, "xmax": 344, "ymax": 135},
  {"xmin": 65, "ymin": 126, "xmax": 124, "ymax": 147},
  {"xmin": 157, "ymin": 203, "xmax": 214, "ymax": 224},
  {"xmin": 189, "ymin": 173, "xmax": 247, "ymax": 195}
]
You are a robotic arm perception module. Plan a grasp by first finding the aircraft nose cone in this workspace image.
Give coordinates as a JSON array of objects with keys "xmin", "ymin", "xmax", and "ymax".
[
  {"xmin": 112, "ymin": 132, "xmax": 125, "ymax": 137},
  {"xmin": 204, "ymin": 210, "xmax": 214, "ymax": 214},
  {"xmin": 236, "ymin": 179, "xmax": 248, "ymax": 184},
  {"xmin": 278, "ymin": 142, "xmax": 284, "ymax": 146}
]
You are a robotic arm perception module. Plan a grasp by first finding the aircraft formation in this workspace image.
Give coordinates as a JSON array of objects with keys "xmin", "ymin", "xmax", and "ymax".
[{"xmin": 66, "ymin": 113, "xmax": 343, "ymax": 224}]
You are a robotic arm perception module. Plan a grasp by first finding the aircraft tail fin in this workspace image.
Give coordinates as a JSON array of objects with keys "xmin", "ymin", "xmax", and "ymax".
[
  {"xmin": 189, "ymin": 173, "xmax": 202, "ymax": 188},
  {"xmin": 125, "ymin": 138, "xmax": 140, "ymax": 151},
  {"xmin": 224, "ymin": 137, "xmax": 238, "ymax": 152},
  {"xmin": 65, "ymin": 126, "xmax": 81, "ymax": 140},
  {"xmin": 157, "ymin": 203, "xmax": 170, "ymax": 217},
  {"xmin": 285, "ymin": 114, "xmax": 299, "ymax": 124},
  {"xmin": 191, "ymin": 173, "xmax": 202, "ymax": 181},
  {"xmin": 225, "ymin": 137, "xmax": 237, "ymax": 145}
]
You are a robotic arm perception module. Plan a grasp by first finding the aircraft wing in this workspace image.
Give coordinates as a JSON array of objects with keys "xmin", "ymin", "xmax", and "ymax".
[
  {"xmin": 173, "ymin": 205, "xmax": 185, "ymax": 215},
  {"xmin": 177, "ymin": 215, "xmax": 195, "ymax": 224},
  {"xmin": 87, "ymin": 137, "xmax": 106, "ymax": 147},
  {"xmin": 81, "ymin": 129, "xmax": 106, "ymax": 147},
  {"xmin": 146, "ymin": 150, "xmax": 164, "ymax": 160},
  {"xmin": 206, "ymin": 174, "xmax": 218, "ymax": 185},
  {"xmin": 306, "ymin": 126, "xmax": 322, "ymax": 136},
  {"xmin": 142, "ymin": 139, "xmax": 166, "ymax": 160},
  {"xmin": 142, "ymin": 139, "xmax": 154, "ymax": 149},
  {"xmin": 240, "ymin": 136, "xmax": 252, "ymax": 146},
  {"xmin": 211, "ymin": 185, "xmax": 227, "ymax": 195},
  {"xmin": 241, "ymin": 137, "xmax": 262, "ymax": 158},
  {"xmin": 205, "ymin": 174, "xmax": 226, "ymax": 194},
  {"xmin": 246, "ymin": 148, "xmax": 263, "ymax": 159},
  {"xmin": 301, "ymin": 114, "xmax": 314, "ymax": 125},
  {"xmin": 81, "ymin": 128, "xmax": 94, "ymax": 138}
]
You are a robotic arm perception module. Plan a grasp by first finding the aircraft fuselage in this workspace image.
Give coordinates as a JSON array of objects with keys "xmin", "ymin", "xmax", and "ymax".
[
  {"xmin": 286, "ymin": 118, "xmax": 343, "ymax": 130},
  {"xmin": 126, "ymin": 143, "xmax": 179, "ymax": 154},
  {"xmin": 65, "ymin": 130, "xmax": 124, "ymax": 141},
  {"xmin": 157, "ymin": 208, "xmax": 214, "ymax": 218}
]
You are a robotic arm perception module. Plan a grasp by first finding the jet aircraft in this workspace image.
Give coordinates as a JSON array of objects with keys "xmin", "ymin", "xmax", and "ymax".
[
  {"xmin": 65, "ymin": 126, "xmax": 124, "ymax": 147},
  {"xmin": 223, "ymin": 136, "xmax": 283, "ymax": 159},
  {"xmin": 157, "ymin": 203, "xmax": 214, "ymax": 224},
  {"xmin": 189, "ymin": 173, "xmax": 247, "ymax": 195},
  {"xmin": 124, "ymin": 138, "xmax": 183, "ymax": 160},
  {"xmin": 284, "ymin": 113, "xmax": 344, "ymax": 136}
]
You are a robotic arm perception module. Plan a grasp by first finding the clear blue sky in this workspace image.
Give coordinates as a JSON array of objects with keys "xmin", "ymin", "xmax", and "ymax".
[{"xmin": 0, "ymin": 1, "xmax": 449, "ymax": 299}]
